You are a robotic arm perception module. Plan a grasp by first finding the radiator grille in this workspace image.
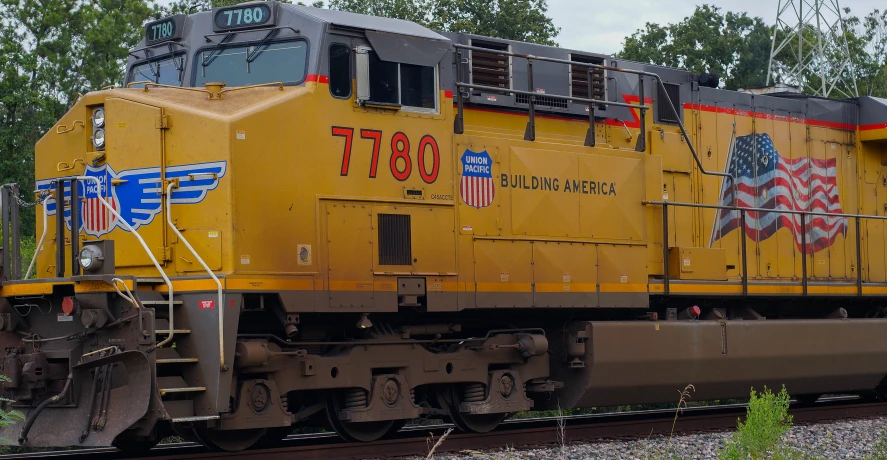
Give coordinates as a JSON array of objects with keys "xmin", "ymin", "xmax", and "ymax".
[
  {"xmin": 515, "ymin": 93, "xmax": 568, "ymax": 109},
  {"xmin": 570, "ymin": 54, "xmax": 606, "ymax": 103},
  {"xmin": 470, "ymin": 40, "xmax": 510, "ymax": 89},
  {"xmin": 378, "ymin": 214, "xmax": 412, "ymax": 265}
]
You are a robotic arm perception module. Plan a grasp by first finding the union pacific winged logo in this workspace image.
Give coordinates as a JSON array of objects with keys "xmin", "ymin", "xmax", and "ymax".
[{"xmin": 36, "ymin": 161, "xmax": 226, "ymax": 238}]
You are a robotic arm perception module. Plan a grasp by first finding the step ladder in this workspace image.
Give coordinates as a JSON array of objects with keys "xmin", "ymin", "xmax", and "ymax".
[{"xmin": 140, "ymin": 292, "xmax": 219, "ymax": 424}]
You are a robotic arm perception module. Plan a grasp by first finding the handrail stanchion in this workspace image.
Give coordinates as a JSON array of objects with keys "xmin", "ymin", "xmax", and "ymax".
[
  {"xmin": 73, "ymin": 176, "xmax": 174, "ymax": 348},
  {"xmin": 0, "ymin": 187, "xmax": 9, "ymax": 281},
  {"xmin": 740, "ymin": 209, "xmax": 748, "ymax": 296},
  {"xmin": 454, "ymin": 48, "xmax": 465, "ymax": 135},
  {"xmin": 25, "ymin": 198, "xmax": 49, "ymax": 280},
  {"xmin": 70, "ymin": 179, "xmax": 80, "ymax": 276},
  {"xmin": 10, "ymin": 184, "xmax": 20, "ymax": 280},
  {"xmin": 166, "ymin": 182, "xmax": 226, "ymax": 371},
  {"xmin": 856, "ymin": 216, "xmax": 863, "ymax": 296},
  {"xmin": 662, "ymin": 202, "xmax": 669, "ymax": 295},
  {"xmin": 635, "ymin": 75, "xmax": 646, "ymax": 152},
  {"xmin": 55, "ymin": 180, "xmax": 66, "ymax": 278},
  {"xmin": 524, "ymin": 58, "xmax": 536, "ymax": 141},
  {"xmin": 800, "ymin": 213, "xmax": 807, "ymax": 296},
  {"xmin": 585, "ymin": 68, "xmax": 596, "ymax": 147}
]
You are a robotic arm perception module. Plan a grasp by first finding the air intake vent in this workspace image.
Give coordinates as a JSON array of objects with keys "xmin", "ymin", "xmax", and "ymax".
[
  {"xmin": 516, "ymin": 93, "xmax": 568, "ymax": 109},
  {"xmin": 658, "ymin": 82, "xmax": 681, "ymax": 123},
  {"xmin": 378, "ymin": 214, "xmax": 412, "ymax": 265},
  {"xmin": 470, "ymin": 40, "xmax": 510, "ymax": 89},
  {"xmin": 570, "ymin": 54, "xmax": 606, "ymax": 106}
]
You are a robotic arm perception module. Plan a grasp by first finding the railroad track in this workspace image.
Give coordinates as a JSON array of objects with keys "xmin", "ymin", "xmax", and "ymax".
[{"xmin": 3, "ymin": 397, "xmax": 886, "ymax": 460}]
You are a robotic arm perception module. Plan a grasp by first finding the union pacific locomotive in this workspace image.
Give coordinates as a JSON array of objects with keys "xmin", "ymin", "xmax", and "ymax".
[{"xmin": 3, "ymin": 1, "xmax": 887, "ymax": 451}]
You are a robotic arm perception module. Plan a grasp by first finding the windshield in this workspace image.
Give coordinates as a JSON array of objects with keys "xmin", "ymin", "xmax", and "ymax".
[
  {"xmin": 128, "ymin": 55, "xmax": 185, "ymax": 87},
  {"xmin": 195, "ymin": 40, "xmax": 308, "ymax": 87}
]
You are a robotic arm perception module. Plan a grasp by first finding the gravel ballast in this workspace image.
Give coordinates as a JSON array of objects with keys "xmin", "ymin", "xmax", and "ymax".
[{"xmin": 395, "ymin": 416, "xmax": 887, "ymax": 459}]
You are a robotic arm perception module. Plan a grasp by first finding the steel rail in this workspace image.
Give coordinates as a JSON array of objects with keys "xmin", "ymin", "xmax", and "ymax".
[{"xmin": 3, "ymin": 397, "xmax": 884, "ymax": 460}]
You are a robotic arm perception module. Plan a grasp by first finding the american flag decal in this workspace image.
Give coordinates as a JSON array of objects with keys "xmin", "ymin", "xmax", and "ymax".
[
  {"xmin": 83, "ymin": 196, "xmax": 118, "ymax": 236},
  {"xmin": 711, "ymin": 133, "xmax": 847, "ymax": 254},
  {"xmin": 460, "ymin": 149, "xmax": 495, "ymax": 209}
]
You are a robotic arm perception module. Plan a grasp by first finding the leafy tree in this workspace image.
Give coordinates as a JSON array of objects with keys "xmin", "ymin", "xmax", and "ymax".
[
  {"xmin": 618, "ymin": 5, "xmax": 772, "ymax": 90},
  {"xmin": 0, "ymin": 0, "xmax": 155, "ymax": 237},
  {"xmin": 327, "ymin": 0, "xmax": 560, "ymax": 46}
]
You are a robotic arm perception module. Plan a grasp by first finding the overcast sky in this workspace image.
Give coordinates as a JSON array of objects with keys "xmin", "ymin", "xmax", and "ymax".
[{"xmin": 551, "ymin": 0, "xmax": 886, "ymax": 54}]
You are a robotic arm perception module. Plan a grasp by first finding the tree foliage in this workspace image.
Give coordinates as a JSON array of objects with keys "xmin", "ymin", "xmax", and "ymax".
[
  {"xmin": 327, "ymin": 0, "xmax": 560, "ymax": 46},
  {"xmin": 1, "ymin": 0, "xmax": 155, "ymax": 236},
  {"xmin": 618, "ymin": 5, "xmax": 772, "ymax": 91},
  {"xmin": 618, "ymin": 4, "xmax": 887, "ymax": 97}
]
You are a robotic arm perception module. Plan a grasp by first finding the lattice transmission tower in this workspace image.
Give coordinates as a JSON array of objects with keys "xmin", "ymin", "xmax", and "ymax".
[{"xmin": 766, "ymin": 0, "xmax": 858, "ymax": 98}]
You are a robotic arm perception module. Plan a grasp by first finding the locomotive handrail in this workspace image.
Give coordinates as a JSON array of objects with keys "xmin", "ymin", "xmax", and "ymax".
[
  {"xmin": 165, "ymin": 181, "xmax": 226, "ymax": 371},
  {"xmin": 74, "ymin": 176, "xmax": 176, "ymax": 347},
  {"xmin": 24, "ymin": 197, "xmax": 49, "ymax": 280},
  {"xmin": 452, "ymin": 43, "xmax": 737, "ymax": 205},
  {"xmin": 646, "ymin": 199, "xmax": 870, "ymax": 297}
]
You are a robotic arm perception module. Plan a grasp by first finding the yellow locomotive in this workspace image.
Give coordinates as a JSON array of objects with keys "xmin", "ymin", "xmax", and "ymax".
[{"xmin": 2, "ymin": 1, "xmax": 887, "ymax": 451}]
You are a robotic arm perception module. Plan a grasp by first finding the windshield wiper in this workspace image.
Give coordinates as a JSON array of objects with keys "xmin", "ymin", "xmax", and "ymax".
[
  {"xmin": 202, "ymin": 33, "xmax": 236, "ymax": 68},
  {"xmin": 246, "ymin": 29, "xmax": 280, "ymax": 63}
]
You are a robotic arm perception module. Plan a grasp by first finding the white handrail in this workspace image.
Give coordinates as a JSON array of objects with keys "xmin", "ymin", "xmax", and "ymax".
[
  {"xmin": 25, "ymin": 199, "xmax": 49, "ymax": 279},
  {"xmin": 74, "ymin": 176, "xmax": 175, "ymax": 348},
  {"xmin": 165, "ymin": 182, "xmax": 226, "ymax": 370}
]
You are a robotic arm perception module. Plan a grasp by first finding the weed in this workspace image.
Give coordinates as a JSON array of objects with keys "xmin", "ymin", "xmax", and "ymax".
[
  {"xmin": 867, "ymin": 427, "xmax": 887, "ymax": 460},
  {"xmin": 718, "ymin": 386, "xmax": 794, "ymax": 460},
  {"xmin": 425, "ymin": 427, "xmax": 453, "ymax": 459}
]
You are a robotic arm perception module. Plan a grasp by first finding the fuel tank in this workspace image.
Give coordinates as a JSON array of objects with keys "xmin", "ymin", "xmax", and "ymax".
[{"xmin": 545, "ymin": 319, "xmax": 887, "ymax": 409}]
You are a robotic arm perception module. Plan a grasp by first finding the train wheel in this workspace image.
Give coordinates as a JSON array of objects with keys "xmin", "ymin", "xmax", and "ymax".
[
  {"xmin": 326, "ymin": 389, "xmax": 397, "ymax": 442},
  {"xmin": 439, "ymin": 383, "xmax": 507, "ymax": 433},
  {"xmin": 193, "ymin": 426, "xmax": 267, "ymax": 452}
]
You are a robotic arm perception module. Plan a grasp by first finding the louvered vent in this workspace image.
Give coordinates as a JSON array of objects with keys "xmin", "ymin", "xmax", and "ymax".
[
  {"xmin": 378, "ymin": 214, "xmax": 411, "ymax": 265},
  {"xmin": 658, "ymin": 82, "xmax": 681, "ymax": 123},
  {"xmin": 516, "ymin": 93, "xmax": 568, "ymax": 109},
  {"xmin": 470, "ymin": 40, "xmax": 510, "ymax": 89},
  {"xmin": 570, "ymin": 54, "xmax": 606, "ymax": 105}
]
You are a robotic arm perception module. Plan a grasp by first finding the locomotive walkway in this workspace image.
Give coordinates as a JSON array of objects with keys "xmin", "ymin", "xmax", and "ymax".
[{"xmin": 3, "ymin": 397, "xmax": 886, "ymax": 460}]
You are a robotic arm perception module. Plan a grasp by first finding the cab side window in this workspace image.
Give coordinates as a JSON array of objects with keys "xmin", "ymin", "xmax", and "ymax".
[
  {"xmin": 329, "ymin": 43, "xmax": 351, "ymax": 98},
  {"xmin": 366, "ymin": 51, "xmax": 438, "ymax": 111}
]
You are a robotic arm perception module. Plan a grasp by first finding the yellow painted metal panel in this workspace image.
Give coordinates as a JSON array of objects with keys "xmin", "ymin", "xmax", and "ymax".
[
  {"xmin": 174, "ymin": 229, "xmax": 222, "ymax": 272},
  {"xmin": 509, "ymin": 147, "xmax": 580, "ymax": 237},
  {"xmin": 578, "ymin": 154, "xmax": 645, "ymax": 241},
  {"xmin": 325, "ymin": 202, "xmax": 374, "ymax": 308},
  {"xmin": 474, "ymin": 240, "xmax": 532, "ymax": 307},
  {"xmin": 372, "ymin": 205, "xmax": 456, "ymax": 274},
  {"xmin": 533, "ymin": 241, "xmax": 597, "ymax": 306},
  {"xmin": 104, "ymin": 98, "xmax": 165, "ymax": 268}
]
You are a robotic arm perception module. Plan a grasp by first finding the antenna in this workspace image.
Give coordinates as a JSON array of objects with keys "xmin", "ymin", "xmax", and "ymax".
[{"xmin": 766, "ymin": 0, "xmax": 858, "ymax": 98}]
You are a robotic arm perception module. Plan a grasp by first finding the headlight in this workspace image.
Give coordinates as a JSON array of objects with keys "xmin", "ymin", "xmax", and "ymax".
[
  {"xmin": 79, "ymin": 245, "xmax": 104, "ymax": 272},
  {"xmin": 92, "ymin": 107, "xmax": 105, "ymax": 128},
  {"xmin": 92, "ymin": 128, "xmax": 105, "ymax": 150}
]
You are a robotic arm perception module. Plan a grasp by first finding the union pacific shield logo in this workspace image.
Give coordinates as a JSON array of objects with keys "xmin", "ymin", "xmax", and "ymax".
[{"xmin": 460, "ymin": 149, "xmax": 494, "ymax": 208}]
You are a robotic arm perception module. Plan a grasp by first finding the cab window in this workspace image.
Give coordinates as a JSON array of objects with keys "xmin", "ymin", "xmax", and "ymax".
[
  {"xmin": 128, "ymin": 56, "xmax": 185, "ymax": 87},
  {"xmin": 329, "ymin": 44, "xmax": 351, "ymax": 98},
  {"xmin": 368, "ymin": 52, "xmax": 437, "ymax": 111},
  {"xmin": 195, "ymin": 40, "xmax": 308, "ymax": 87}
]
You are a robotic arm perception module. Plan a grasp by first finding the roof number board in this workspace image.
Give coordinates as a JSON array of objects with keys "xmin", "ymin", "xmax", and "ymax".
[
  {"xmin": 214, "ymin": 4, "xmax": 272, "ymax": 30},
  {"xmin": 145, "ymin": 15, "xmax": 186, "ymax": 45}
]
